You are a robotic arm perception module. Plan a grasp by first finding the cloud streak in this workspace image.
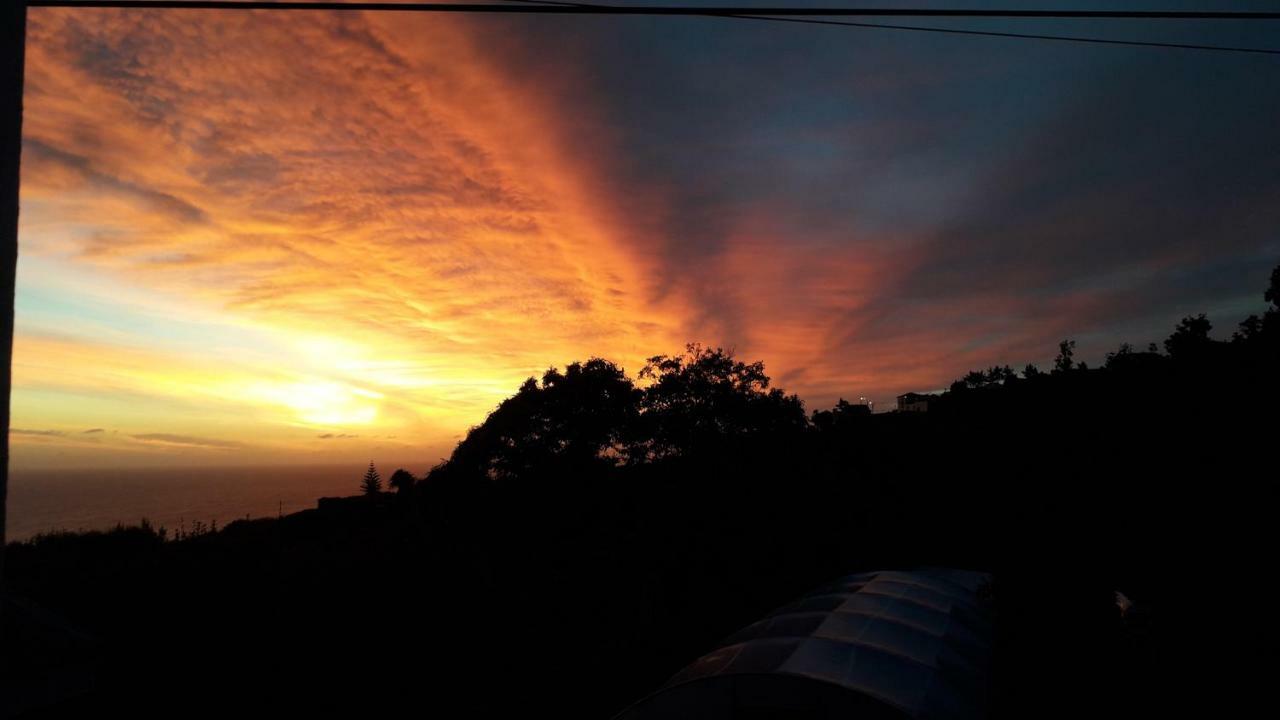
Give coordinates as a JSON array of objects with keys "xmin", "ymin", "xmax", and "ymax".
[
  {"xmin": 131, "ymin": 433, "xmax": 247, "ymax": 450},
  {"xmin": 11, "ymin": 428, "xmax": 67, "ymax": 437}
]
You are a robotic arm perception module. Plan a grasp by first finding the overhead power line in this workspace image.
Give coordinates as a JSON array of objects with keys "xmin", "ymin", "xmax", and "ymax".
[
  {"xmin": 22, "ymin": 3, "xmax": 1280, "ymax": 20},
  {"xmin": 24, "ymin": 2, "xmax": 1280, "ymax": 55},
  {"xmin": 496, "ymin": 0, "xmax": 1280, "ymax": 54},
  {"xmin": 723, "ymin": 14, "xmax": 1280, "ymax": 54}
]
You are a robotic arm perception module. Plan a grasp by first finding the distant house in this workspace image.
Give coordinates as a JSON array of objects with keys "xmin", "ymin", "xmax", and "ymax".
[{"xmin": 897, "ymin": 392, "xmax": 935, "ymax": 412}]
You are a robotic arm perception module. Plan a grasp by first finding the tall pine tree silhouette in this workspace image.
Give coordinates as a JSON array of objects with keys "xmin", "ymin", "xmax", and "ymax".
[{"xmin": 360, "ymin": 461, "xmax": 382, "ymax": 495}]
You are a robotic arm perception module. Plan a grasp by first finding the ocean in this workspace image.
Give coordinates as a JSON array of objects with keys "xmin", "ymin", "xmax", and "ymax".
[{"xmin": 5, "ymin": 463, "xmax": 425, "ymax": 541}]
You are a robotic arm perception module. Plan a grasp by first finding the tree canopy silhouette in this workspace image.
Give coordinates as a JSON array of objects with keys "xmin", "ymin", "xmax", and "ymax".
[
  {"xmin": 388, "ymin": 468, "xmax": 416, "ymax": 494},
  {"xmin": 634, "ymin": 344, "xmax": 807, "ymax": 461},
  {"xmin": 1164, "ymin": 313, "xmax": 1213, "ymax": 358},
  {"xmin": 1053, "ymin": 339, "xmax": 1076, "ymax": 373},
  {"xmin": 444, "ymin": 358, "xmax": 641, "ymax": 482},
  {"xmin": 435, "ymin": 345, "xmax": 807, "ymax": 481}
]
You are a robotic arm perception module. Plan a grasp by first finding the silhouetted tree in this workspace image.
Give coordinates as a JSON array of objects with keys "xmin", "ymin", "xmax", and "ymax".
[
  {"xmin": 954, "ymin": 366, "xmax": 1016, "ymax": 391},
  {"xmin": 1023, "ymin": 364, "xmax": 1043, "ymax": 379},
  {"xmin": 987, "ymin": 365, "xmax": 1017, "ymax": 384},
  {"xmin": 1164, "ymin": 314, "xmax": 1212, "ymax": 358},
  {"xmin": 442, "ymin": 358, "xmax": 641, "ymax": 482},
  {"xmin": 634, "ymin": 344, "xmax": 806, "ymax": 461},
  {"xmin": 1053, "ymin": 340, "xmax": 1076, "ymax": 373},
  {"xmin": 1105, "ymin": 343, "xmax": 1134, "ymax": 368},
  {"xmin": 1254, "ymin": 264, "xmax": 1280, "ymax": 350},
  {"xmin": 388, "ymin": 468, "xmax": 416, "ymax": 494},
  {"xmin": 1233, "ymin": 315, "xmax": 1263, "ymax": 344},
  {"xmin": 360, "ymin": 462, "xmax": 382, "ymax": 495}
]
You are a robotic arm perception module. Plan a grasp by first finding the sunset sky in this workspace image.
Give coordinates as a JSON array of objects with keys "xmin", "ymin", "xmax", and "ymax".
[{"xmin": 12, "ymin": 2, "xmax": 1280, "ymax": 470}]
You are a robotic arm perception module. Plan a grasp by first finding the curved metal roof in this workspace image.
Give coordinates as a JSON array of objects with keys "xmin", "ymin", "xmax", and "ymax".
[{"xmin": 617, "ymin": 568, "xmax": 993, "ymax": 720}]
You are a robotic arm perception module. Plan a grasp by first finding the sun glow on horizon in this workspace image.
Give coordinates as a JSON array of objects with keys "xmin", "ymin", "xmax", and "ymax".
[{"xmin": 251, "ymin": 380, "xmax": 383, "ymax": 427}]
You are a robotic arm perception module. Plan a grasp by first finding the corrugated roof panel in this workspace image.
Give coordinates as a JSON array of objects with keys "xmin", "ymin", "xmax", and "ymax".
[{"xmin": 616, "ymin": 568, "xmax": 993, "ymax": 720}]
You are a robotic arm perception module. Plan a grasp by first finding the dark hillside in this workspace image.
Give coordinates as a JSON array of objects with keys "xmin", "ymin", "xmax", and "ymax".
[{"xmin": 6, "ymin": 267, "xmax": 1278, "ymax": 718}]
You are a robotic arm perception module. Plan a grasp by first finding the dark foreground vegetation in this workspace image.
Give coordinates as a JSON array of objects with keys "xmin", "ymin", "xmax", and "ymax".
[{"xmin": 5, "ymin": 266, "xmax": 1279, "ymax": 718}]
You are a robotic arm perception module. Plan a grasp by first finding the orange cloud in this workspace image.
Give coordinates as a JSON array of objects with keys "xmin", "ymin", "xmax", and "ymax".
[{"xmin": 16, "ymin": 8, "xmax": 693, "ymax": 466}]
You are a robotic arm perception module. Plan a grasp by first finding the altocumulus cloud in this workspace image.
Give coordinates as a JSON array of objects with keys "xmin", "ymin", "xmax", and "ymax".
[{"xmin": 14, "ymin": 7, "xmax": 690, "ymax": 464}]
